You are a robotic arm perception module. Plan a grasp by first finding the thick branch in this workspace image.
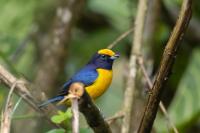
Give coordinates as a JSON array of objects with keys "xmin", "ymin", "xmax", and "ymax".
[
  {"xmin": 58, "ymin": 82, "xmax": 111, "ymax": 133},
  {"xmin": 138, "ymin": 57, "xmax": 179, "ymax": 133},
  {"xmin": 161, "ymin": 1, "xmax": 200, "ymax": 43},
  {"xmin": 79, "ymin": 92, "xmax": 112, "ymax": 133},
  {"xmin": 138, "ymin": 0, "xmax": 192, "ymax": 132}
]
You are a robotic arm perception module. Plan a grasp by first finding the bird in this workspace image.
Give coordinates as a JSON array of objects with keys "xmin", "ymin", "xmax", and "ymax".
[{"xmin": 39, "ymin": 48, "xmax": 119, "ymax": 107}]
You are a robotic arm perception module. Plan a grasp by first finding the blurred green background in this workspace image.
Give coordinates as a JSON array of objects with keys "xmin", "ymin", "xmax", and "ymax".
[{"xmin": 0, "ymin": 0, "xmax": 200, "ymax": 133}]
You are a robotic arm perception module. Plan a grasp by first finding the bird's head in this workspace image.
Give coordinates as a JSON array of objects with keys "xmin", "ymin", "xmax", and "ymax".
[{"xmin": 88, "ymin": 49, "xmax": 119, "ymax": 70}]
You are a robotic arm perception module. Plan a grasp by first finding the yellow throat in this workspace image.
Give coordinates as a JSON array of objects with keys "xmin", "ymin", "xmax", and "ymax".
[{"xmin": 85, "ymin": 68, "xmax": 113, "ymax": 99}]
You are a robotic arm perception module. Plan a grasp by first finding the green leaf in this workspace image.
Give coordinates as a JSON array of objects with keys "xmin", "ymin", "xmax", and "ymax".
[
  {"xmin": 155, "ymin": 48, "xmax": 200, "ymax": 132},
  {"xmin": 168, "ymin": 49, "xmax": 200, "ymax": 129},
  {"xmin": 51, "ymin": 109, "xmax": 72, "ymax": 124},
  {"xmin": 46, "ymin": 129, "xmax": 65, "ymax": 133}
]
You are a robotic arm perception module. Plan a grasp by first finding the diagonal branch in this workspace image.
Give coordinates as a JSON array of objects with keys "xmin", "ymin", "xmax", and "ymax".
[
  {"xmin": 138, "ymin": 0, "xmax": 192, "ymax": 132},
  {"xmin": 0, "ymin": 64, "xmax": 62, "ymax": 128},
  {"xmin": 106, "ymin": 111, "xmax": 124, "ymax": 125},
  {"xmin": 79, "ymin": 91, "xmax": 112, "ymax": 133},
  {"xmin": 138, "ymin": 57, "xmax": 179, "ymax": 133},
  {"xmin": 107, "ymin": 28, "xmax": 134, "ymax": 49},
  {"xmin": 161, "ymin": 1, "xmax": 200, "ymax": 44}
]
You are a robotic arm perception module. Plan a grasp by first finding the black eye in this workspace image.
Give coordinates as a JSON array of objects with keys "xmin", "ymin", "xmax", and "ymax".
[{"xmin": 100, "ymin": 55, "xmax": 107, "ymax": 60}]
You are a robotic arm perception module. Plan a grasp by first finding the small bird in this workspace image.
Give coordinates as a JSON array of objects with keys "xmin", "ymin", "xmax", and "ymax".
[{"xmin": 39, "ymin": 49, "xmax": 119, "ymax": 107}]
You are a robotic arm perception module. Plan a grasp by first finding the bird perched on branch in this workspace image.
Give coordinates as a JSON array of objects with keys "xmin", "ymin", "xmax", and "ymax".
[{"xmin": 39, "ymin": 49, "xmax": 119, "ymax": 107}]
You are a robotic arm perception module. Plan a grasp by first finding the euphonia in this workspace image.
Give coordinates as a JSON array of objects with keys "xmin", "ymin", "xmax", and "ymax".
[{"xmin": 39, "ymin": 49, "xmax": 119, "ymax": 107}]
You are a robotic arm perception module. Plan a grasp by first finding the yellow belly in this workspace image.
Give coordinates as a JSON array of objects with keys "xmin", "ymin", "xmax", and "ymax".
[{"xmin": 85, "ymin": 69, "xmax": 113, "ymax": 99}]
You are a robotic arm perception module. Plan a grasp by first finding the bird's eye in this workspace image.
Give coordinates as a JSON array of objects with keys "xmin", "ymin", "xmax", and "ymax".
[{"xmin": 100, "ymin": 55, "xmax": 107, "ymax": 60}]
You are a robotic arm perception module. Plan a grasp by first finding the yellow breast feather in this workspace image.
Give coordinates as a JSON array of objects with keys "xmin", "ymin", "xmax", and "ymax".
[{"xmin": 86, "ymin": 69, "xmax": 113, "ymax": 99}]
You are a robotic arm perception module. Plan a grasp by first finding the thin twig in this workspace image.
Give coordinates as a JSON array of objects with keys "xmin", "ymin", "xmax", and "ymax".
[
  {"xmin": 121, "ymin": 0, "xmax": 148, "ymax": 132},
  {"xmin": 106, "ymin": 111, "xmax": 124, "ymax": 125},
  {"xmin": 138, "ymin": 57, "xmax": 179, "ymax": 133},
  {"xmin": 107, "ymin": 28, "xmax": 134, "ymax": 49},
  {"xmin": 0, "ymin": 102, "xmax": 12, "ymax": 133},
  {"xmin": 138, "ymin": 0, "xmax": 192, "ymax": 132},
  {"xmin": 69, "ymin": 82, "xmax": 85, "ymax": 133},
  {"xmin": 5, "ymin": 81, "xmax": 24, "ymax": 111},
  {"xmin": 11, "ymin": 97, "xmax": 23, "ymax": 117},
  {"xmin": 0, "ymin": 64, "xmax": 62, "ymax": 128},
  {"xmin": 0, "ymin": 80, "xmax": 22, "ymax": 133}
]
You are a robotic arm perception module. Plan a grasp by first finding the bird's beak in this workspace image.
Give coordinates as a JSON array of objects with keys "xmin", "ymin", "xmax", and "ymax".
[{"xmin": 110, "ymin": 53, "xmax": 120, "ymax": 60}]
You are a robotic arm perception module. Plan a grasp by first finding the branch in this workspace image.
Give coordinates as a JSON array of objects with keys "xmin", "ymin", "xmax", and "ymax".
[
  {"xmin": 69, "ymin": 82, "xmax": 85, "ymax": 133},
  {"xmin": 0, "ymin": 64, "xmax": 62, "ymax": 128},
  {"xmin": 0, "ymin": 102, "xmax": 12, "ymax": 133},
  {"xmin": 0, "ymin": 85, "xmax": 14, "ymax": 133},
  {"xmin": 138, "ymin": 0, "xmax": 192, "ymax": 132},
  {"xmin": 58, "ymin": 82, "xmax": 111, "ymax": 133},
  {"xmin": 107, "ymin": 28, "xmax": 134, "ymax": 49},
  {"xmin": 71, "ymin": 98, "xmax": 79, "ymax": 133},
  {"xmin": 1, "ymin": 80, "xmax": 27, "ymax": 133},
  {"xmin": 138, "ymin": 57, "xmax": 179, "ymax": 133},
  {"xmin": 106, "ymin": 111, "xmax": 124, "ymax": 125},
  {"xmin": 121, "ymin": 0, "xmax": 148, "ymax": 132},
  {"xmin": 79, "ymin": 91, "xmax": 112, "ymax": 133},
  {"xmin": 161, "ymin": 1, "xmax": 200, "ymax": 43}
]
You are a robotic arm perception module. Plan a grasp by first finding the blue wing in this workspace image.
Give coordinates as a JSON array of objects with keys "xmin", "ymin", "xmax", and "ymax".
[
  {"xmin": 39, "ymin": 64, "xmax": 98, "ymax": 108},
  {"xmin": 59, "ymin": 64, "xmax": 98, "ymax": 95}
]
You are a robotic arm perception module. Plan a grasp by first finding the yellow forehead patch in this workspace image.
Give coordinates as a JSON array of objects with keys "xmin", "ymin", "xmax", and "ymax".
[{"xmin": 98, "ymin": 49, "xmax": 115, "ymax": 56}]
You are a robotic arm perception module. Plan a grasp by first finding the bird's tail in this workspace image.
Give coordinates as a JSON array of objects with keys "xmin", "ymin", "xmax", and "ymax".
[{"xmin": 38, "ymin": 96, "xmax": 64, "ymax": 108}]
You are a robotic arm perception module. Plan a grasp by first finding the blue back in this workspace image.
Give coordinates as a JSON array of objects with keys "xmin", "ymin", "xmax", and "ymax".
[{"xmin": 59, "ymin": 64, "xmax": 98, "ymax": 95}]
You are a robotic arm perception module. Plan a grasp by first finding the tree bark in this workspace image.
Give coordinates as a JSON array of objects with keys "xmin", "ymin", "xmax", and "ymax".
[{"xmin": 138, "ymin": 0, "xmax": 192, "ymax": 132}]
